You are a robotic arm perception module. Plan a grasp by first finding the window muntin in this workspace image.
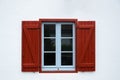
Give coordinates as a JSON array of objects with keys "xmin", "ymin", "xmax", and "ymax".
[{"xmin": 42, "ymin": 22, "xmax": 75, "ymax": 71}]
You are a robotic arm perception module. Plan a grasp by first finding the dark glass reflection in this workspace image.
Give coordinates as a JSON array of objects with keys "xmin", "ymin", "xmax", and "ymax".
[
  {"xmin": 61, "ymin": 53, "xmax": 73, "ymax": 65},
  {"xmin": 61, "ymin": 24, "xmax": 72, "ymax": 37},
  {"xmin": 44, "ymin": 39, "xmax": 55, "ymax": 51},
  {"xmin": 44, "ymin": 53, "xmax": 55, "ymax": 66},
  {"xmin": 44, "ymin": 24, "xmax": 55, "ymax": 37},
  {"xmin": 61, "ymin": 39, "xmax": 72, "ymax": 51}
]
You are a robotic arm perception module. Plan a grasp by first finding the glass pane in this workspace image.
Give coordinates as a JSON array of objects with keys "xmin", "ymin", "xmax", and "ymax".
[
  {"xmin": 61, "ymin": 24, "xmax": 72, "ymax": 37},
  {"xmin": 44, "ymin": 39, "xmax": 55, "ymax": 51},
  {"xmin": 61, "ymin": 53, "xmax": 73, "ymax": 65},
  {"xmin": 44, "ymin": 53, "xmax": 55, "ymax": 66},
  {"xmin": 44, "ymin": 24, "xmax": 55, "ymax": 37},
  {"xmin": 61, "ymin": 39, "xmax": 72, "ymax": 51}
]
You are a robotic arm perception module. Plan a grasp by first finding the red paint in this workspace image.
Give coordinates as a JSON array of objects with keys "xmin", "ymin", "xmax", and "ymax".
[
  {"xmin": 39, "ymin": 20, "xmax": 42, "ymax": 72},
  {"xmin": 39, "ymin": 18, "xmax": 77, "ymax": 22},
  {"xmin": 22, "ymin": 19, "xmax": 95, "ymax": 73},
  {"xmin": 76, "ymin": 21, "xmax": 95, "ymax": 71},
  {"xmin": 22, "ymin": 21, "xmax": 40, "ymax": 72}
]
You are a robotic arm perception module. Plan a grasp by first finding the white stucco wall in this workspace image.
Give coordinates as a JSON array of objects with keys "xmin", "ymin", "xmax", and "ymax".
[{"xmin": 0, "ymin": 0, "xmax": 120, "ymax": 80}]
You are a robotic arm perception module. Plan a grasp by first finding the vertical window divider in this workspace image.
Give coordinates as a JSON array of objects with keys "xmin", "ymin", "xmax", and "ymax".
[
  {"xmin": 73, "ymin": 23, "xmax": 75, "ymax": 68},
  {"xmin": 56, "ymin": 23, "xmax": 61, "ymax": 69},
  {"xmin": 42, "ymin": 23, "xmax": 44, "ymax": 68}
]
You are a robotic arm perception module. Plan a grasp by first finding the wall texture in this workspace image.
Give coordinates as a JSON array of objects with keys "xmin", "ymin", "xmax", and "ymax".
[{"xmin": 0, "ymin": 0, "xmax": 120, "ymax": 80}]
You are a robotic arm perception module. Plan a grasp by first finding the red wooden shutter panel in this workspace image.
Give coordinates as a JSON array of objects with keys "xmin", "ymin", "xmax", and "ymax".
[
  {"xmin": 76, "ymin": 21, "xmax": 95, "ymax": 71},
  {"xmin": 22, "ymin": 21, "xmax": 40, "ymax": 72}
]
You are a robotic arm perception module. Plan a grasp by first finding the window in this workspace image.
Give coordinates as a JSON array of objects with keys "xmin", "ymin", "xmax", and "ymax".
[
  {"xmin": 42, "ymin": 23, "xmax": 75, "ymax": 71},
  {"xmin": 22, "ymin": 19, "xmax": 95, "ymax": 73}
]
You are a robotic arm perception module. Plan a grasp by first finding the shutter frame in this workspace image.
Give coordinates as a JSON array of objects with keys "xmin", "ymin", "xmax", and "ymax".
[
  {"xmin": 76, "ymin": 21, "xmax": 95, "ymax": 71},
  {"xmin": 22, "ymin": 21, "xmax": 40, "ymax": 72}
]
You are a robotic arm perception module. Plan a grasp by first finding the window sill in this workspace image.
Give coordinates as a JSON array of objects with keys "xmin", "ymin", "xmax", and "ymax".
[{"xmin": 40, "ymin": 70, "xmax": 77, "ymax": 73}]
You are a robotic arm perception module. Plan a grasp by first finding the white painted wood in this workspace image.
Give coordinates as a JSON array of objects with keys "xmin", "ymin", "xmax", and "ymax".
[{"xmin": 42, "ymin": 22, "xmax": 75, "ymax": 71}]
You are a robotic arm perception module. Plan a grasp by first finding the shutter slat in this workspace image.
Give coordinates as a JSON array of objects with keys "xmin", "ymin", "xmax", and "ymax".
[
  {"xmin": 23, "ymin": 28, "xmax": 36, "ymax": 63},
  {"xmin": 80, "ymin": 28, "xmax": 93, "ymax": 62}
]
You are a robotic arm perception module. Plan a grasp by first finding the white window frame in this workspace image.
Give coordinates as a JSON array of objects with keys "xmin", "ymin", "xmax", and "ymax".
[{"xmin": 42, "ymin": 22, "xmax": 75, "ymax": 71}]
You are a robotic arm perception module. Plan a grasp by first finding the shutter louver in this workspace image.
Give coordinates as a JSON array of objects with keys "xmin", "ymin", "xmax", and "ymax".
[
  {"xmin": 22, "ymin": 21, "xmax": 40, "ymax": 72},
  {"xmin": 76, "ymin": 21, "xmax": 95, "ymax": 71}
]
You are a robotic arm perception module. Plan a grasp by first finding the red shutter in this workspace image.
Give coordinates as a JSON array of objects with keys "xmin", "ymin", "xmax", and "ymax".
[
  {"xmin": 22, "ymin": 21, "xmax": 40, "ymax": 72},
  {"xmin": 76, "ymin": 21, "xmax": 95, "ymax": 71}
]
